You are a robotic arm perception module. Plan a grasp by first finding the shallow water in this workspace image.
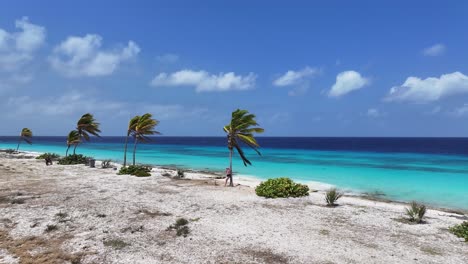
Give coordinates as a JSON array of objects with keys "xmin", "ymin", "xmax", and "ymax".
[{"xmin": 1, "ymin": 136, "xmax": 468, "ymax": 210}]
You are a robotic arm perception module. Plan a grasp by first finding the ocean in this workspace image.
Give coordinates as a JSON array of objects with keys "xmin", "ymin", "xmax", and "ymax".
[{"xmin": 1, "ymin": 136, "xmax": 467, "ymax": 210}]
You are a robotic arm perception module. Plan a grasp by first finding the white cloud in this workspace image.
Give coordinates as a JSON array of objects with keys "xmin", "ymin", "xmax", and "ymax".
[
  {"xmin": 273, "ymin": 66, "xmax": 320, "ymax": 87},
  {"xmin": 49, "ymin": 34, "xmax": 140, "ymax": 77},
  {"xmin": 422, "ymin": 44, "xmax": 445, "ymax": 56},
  {"xmin": 150, "ymin": 69, "xmax": 256, "ymax": 92},
  {"xmin": 156, "ymin": 53, "xmax": 179, "ymax": 64},
  {"xmin": 0, "ymin": 17, "xmax": 45, "ymax": 72},
  {"xmin": 328, "ymin": 70, "xmax": 369, "ymax": 97},
  {"xmin": 385, "ymin": 72, "xmax": 468, "ymax": 103},
  {"xmin": 366, "ymin": 108, "xmax": 380, "ymax": 118}
]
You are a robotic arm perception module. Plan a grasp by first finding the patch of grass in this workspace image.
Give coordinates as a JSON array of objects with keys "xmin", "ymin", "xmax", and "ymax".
[
  {"xmin": 58, "ymin": 154, "xmax": 91, "ymax": 165},
  {"xmin": 96, "ymin": 213, "xmax": 107, "ymax": 218},
  {"xmin": 325, "ymin": 188, "xmax": 343, "ymax": 207},
  {"xmin": 255, "ymin": 178, "xmax": 309, "ymax": 198},
  {"xmin": 420, "ymin": 247, "xmax": 443, "ymax": 256},
  {"xmin": 138, "ymin": 209, "xmax": 171, "ymax": 217},
  {"xmin": 118, "ymin": 165, "xmax": 152, "ymax": 177},
  {"xmin": 449, "ymin": 221, "xmax": 468, "ymax": 242},
  {"xmin": 101, "ymin": 159, "xmax": 113, "ymax": 169},
  {"xmin": 36, "ymin": 152, "xmax": 60, "ymax": 160},
  {"xmin": 103, "ymin": 239, "xmax": 129, "ymax": 250},
  {"xmin": 167, "ymin": 218, "xmax": 190, "ymax": 237},
  {"xmin": 45, "ymin": 224, "xmax": 58, "ymax": 232},
  {"xmin": 405, "ymin": 201, "xmax": 426, "ymax": 223},
  {"xmin": 319, "ymin": 229, "xmax": 330, "ymax": 235}
]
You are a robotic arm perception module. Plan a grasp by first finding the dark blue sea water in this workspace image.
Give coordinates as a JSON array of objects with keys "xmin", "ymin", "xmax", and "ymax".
[{"xmin": 1, "ymin": 136, "xmax": 468, "ymax": 210}]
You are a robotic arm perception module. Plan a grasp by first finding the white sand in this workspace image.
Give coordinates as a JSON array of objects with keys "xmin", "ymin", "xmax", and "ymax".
[{"xmin": 0, "ymin": 153, "xmax": 467, "ymax": 264}]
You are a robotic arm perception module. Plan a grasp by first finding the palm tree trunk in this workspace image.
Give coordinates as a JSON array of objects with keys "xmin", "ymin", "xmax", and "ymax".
[
  {"xmin": 16, "ymin": 138, "xmax": 21, "ymax": 152},
  {"xmin": 66, "ymin": 145, "xmax": 70, "ymax": 157},
  {"xmin": 132, "ymin": 138, "xmax": 138, "ymax": 166},
  {"xmin": 229, "ymin": 148, "xmax": 234, "ymax": 187},
  {"xmin": 73, "ymin": 144, "xmax": 78, "ymax": 155},
  {"xmin": 123, "ymin": 134, "xmax": 129, "ymax": 167}
]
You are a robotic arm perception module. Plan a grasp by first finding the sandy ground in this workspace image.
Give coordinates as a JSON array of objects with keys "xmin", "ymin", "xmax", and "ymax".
[{"xmin": 0, "ymin": 153, "xmax": 466, "ymax": 264}]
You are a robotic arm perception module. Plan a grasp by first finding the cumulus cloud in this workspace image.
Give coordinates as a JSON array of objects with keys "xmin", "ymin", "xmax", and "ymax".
[
  {"xmin": 328, "ymin": 70, "xmax": 369, "ymax": 97},
  {"xmin": 273, "ymin": 66, "xmax": 320, "ymax": 87},
  {"xmin": 150, "ymin": 69, "xmax": 256, "ymax": 92},
  {"xmin": 49, "ymin": 34, "xmax": 140, "ymax": 77},
  {"xmin": 385, "ymin": 72, "xmax": 468, "ymax": 103},
  {"xmin": 422, "ymin": 44, "xmax": 445, "ymax": 56},
  {"xmin": 0, "ymin": 17, "xmax": 45, "ymax": 72}
]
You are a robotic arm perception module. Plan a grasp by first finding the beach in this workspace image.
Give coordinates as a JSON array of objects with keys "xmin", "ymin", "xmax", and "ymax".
[{"xmin": 0, "ymin": 153, "xmax": 466, "ymax": 264}]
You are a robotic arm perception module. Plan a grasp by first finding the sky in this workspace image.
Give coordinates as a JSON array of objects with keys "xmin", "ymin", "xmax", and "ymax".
[{"xmin": 1, "ymin": 0, "xmax": 468, "ymax": 137}]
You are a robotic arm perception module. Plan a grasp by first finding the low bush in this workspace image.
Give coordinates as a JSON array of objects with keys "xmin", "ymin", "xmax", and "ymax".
[
  {"xmin": 405, "ymin": 201, "xmax": 427, "ymax": 223},
  {"xmin": 325, "ymin": 188, "xmax": 343, "ymax": 206},
  {"xmin": 167, "ymin": 218, "xmax": 190, "ymax": 237},
  {"xmin": 255, "ymin": 178, "xmax": 309, "ymax": 198},
  {"xmin": 449, "ymin": 221, "xmax": 468, "ymax": 242},
  {"xmin": 5, "ymin": 149, "xmax": 16, "ymax": 154},
  {"xmin": 118, "ymin": 165, "xmax": 152, "ymax": 177},
  {"xmin": 101, "ymin": 159, "xmax": 113, "ymax": 169},
  {"xmin": 58, "ymin": 154, "xmax": 90, "ymax": 165},
  {"xmin": 177, "ymin": 169, "xmax": 185, "ymax": 178},
  {"xmin": 36, "ymin": 153, "xmax": 61, "ymax": 160}
]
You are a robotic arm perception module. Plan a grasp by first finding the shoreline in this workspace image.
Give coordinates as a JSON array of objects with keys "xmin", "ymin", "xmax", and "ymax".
[{"xmin": 3, "ymin": 149, "xmax": 468, "ymax": 215}]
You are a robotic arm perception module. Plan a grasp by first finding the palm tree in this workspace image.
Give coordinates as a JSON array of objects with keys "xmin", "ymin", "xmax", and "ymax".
[
  {"xmin": 16, "ymin": 128, "xmax": 33, "ymax": 152},
  {"xmin": 132, "ymin": 113, "xmax": 160, "ymax": 165},
  {"xmin": 66, "ymin": 130, "xmax": 80, "ymax": 156},
  {"xmin": 123, "ymin": 115, "xmax": 140, "ymax": 166},
  {"xmin": 74, "ymin": 113, "xmax": 101, "ymax": 154},
  {"xmin": 223, "ymin": 109, "xmax": 264, "ymax": 187}
]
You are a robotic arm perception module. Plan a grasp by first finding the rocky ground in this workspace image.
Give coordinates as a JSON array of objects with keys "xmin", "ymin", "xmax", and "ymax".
[{"xmin": 0, "ymin": 153, "xmax": 467, "ymax": 263}]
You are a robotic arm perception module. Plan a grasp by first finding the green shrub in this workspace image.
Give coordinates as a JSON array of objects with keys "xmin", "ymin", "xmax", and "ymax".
[
  {"xmin": 101, "ymin": 159, "xmax": 113, "ymax": 169},
  {"xmin": 325, "ymin": 188, "xmax": 343, "ymax": 206},
  {"xmin": 36, "ymin": 153, "xmax": 60, "ymax": 160},
  {"xmin": 449, "ymin": 221, "xmax": 468, "ymax": 242},
  {"xmin": 405, "ymin": 201, "xmax": 427, "ymax": 223},
  {"xmin": 118, "ymin": 165, "xmax": 152, "ymax": 177},
  {"xmin": 167, "ymin": 218, "xmax": 190, "ymax": 237},
  {"xmin": 5, "ymin": 149, "xmax": 16, "ymax": 154},
  {"xmin": 177, "ymin": 169, "xmax": 185, "ymax": 178},
  {"xmin": 58, "ymin": 154, "xmax": 90, "ymax": 165},
  {"xmin": 255, "ymin": 178, "xmax": 309, "ymax": 198}
]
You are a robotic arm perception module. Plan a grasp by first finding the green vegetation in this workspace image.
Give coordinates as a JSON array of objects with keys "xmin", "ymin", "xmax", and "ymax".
[
  {"xmin": 103, "ymin": 239, "xmax": 129, "ymax": 250},
  {"xmin": 177, "ymin": 169, "xmax": 185, "ymax": 178},
  {"xmin": 73, "ymin": 113, "xmax": 101, "ymax": 154},
  {"xmin": 325, "ymin": 188, "xmax": 343, "ymax": 207},
  {"xmin": 224, "ymin": 109, "xmax": 264, "ymax": 187},
  {"xmin": 101, "ymin": 159, "xmax": 113, "ymax": 169},
  {"xmin": 405, "ymin": 201, "xmax": 427, "ymax": 223},
  {"xmin": 58, "ymin": 154, "xmax": 91, "ymax": 165},
  {"xmin": 16, "ymin": 128, "xmax": 33, "ymax": 152},
  {"xmin": 118, "ymin": 165, "xmax": 152, "ymax": 177},
  {"xmin": 131, "ymin": 113, "xmax": 161, "ymax": 165},
  {"xmin": 167, "ymin": 218, "xmax": 190, "ymax": 237},
  {"xmin": 36, "ymin": 153, "xmax": 61, "ymax": 160},
  {"xmin": 4, "ymin": 149, "xmax": 16, "ymax": 154},
  {"xmin": 449, "ymin": 221, "xmax": 468, "ymax": 242},
  {"xmin": 255, "ymin": 178, "xmax": 309, "ymax": 198}
]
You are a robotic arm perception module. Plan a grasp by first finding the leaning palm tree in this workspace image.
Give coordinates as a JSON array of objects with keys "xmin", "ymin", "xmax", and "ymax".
[
  {"xmin": 123, "ymin": 115, "xmax": 140, "ymax": 167},
  {"xmin": 132, "ymin": 113, "xmax": 160, "ymax": 165},
  {"xmin": 223, "ymin": 109, "xmax": 264, "ymax": 187},
  {"xmin": 66, "ymin": 130, "xmax": 80, "ymax": 156},
  {"xmin": 16, "ymin": 128, "xmax": 33, "ymax": 152},
  {"xmin": 74, "ymin": 113, "xmax": 101, "ymax": 154}
]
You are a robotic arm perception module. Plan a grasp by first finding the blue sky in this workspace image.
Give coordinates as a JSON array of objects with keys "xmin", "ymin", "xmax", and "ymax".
[{"xmin": 1, "ymin": 0, "xmax": 468, "ymax": 136}]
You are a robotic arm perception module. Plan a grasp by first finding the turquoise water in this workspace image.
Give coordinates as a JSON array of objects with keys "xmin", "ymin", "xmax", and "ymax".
[{"xmin": 1, "ymin": 138, "xmax": 468, "ymax": 210}]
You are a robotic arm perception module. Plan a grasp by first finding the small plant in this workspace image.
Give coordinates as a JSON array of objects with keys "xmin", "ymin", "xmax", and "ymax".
[
  {"xmin": 255, "ymin": 178, "xmax": 309, "ymax": 198},
  {"xmin": 36, "ymin": 153, "xmax": 60, "ymax": 160},
  {"xmin": 58, "ymin": 154, "xmax": 91, "ymax": 165},
  {"xmin": 449, "ymin": 221, "xmax": 468, "ymax": 242},
  {"xmin": 5, "ymin": 149, "xmax": 16, "ymax": 154},
  {"xmin": 118, "ymin": 165, "xmax": 152, "ymax": 177},
  {"xmin": 103, "ymin": 239, "xmax": 129, "ymax": 250},
  {"xmin": 405, "ymin": 201, "xmax": 427, "ymax": 223},
  {"xmin": 45, "ymin": 224, "xmax": 58, "ymax": 232},
  {"xmin": 177, "ymin": 169, "xmax": 185, "ymax": 178},
  {"xmin": 101, "ymin": 159, "xmax": 113, "ymax": 169},
  {"xmin": 167, "ymin": 218, "xmax": 190, "ymax": 237},
  {"xmin": 325, "ymin": 188, "xmax": 343, "ymax": 207}
]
